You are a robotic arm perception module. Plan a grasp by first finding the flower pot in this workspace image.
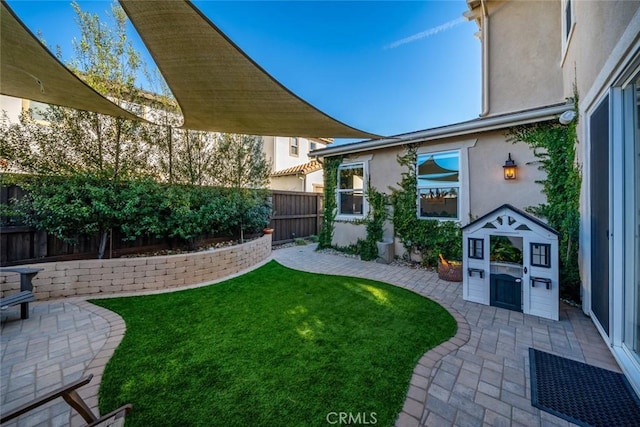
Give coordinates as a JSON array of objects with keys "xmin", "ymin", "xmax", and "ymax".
[
  {"xmin": 263, "ymin": 228, "xmax": 273, "ymax": 235},
  {"xmin": 438, "ymin": 254, "xmax": 462, "ymax": 282}
]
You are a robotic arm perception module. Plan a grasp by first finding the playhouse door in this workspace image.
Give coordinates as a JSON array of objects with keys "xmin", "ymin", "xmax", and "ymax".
[{"xmin": 490, "ymin": 273, "xmax": 522, "ymax": 312}]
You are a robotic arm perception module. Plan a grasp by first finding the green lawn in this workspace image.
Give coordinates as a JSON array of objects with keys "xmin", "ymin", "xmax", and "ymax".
[{"xmin": 91, "ymin": 261, "xmax": 456, "ymax": 427}]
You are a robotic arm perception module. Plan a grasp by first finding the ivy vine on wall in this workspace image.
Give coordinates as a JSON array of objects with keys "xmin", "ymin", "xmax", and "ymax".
[
  {"xmin": 507, "ymin": 102, "xmax": 581, "ymax": 302},
  {"xmin": 318, "ymin": 156, "xmax": 342, "ymax": 248},
  {"xmin": 357, "ymin": 187, "xmax": 388, "ymax": 261}
]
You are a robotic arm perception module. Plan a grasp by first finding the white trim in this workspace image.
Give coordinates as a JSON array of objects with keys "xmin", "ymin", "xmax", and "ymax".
[
  {"xmin": 611, "ymin": 87, "xmax": 625, "ymax": 348},
  {"xmin": 312, "ymin": 104, "xmax": 572, "ymax": 158},
  {"xmin": 621, "ymin": 75, "xmax": 640, "ymax": 374},
  {"xmin": 335, "ymin": 161, "xmax": 367, "ymax": 220},
  {"xmin": 344, "ymin": 154, "xmax": 373, "ymax": 163},
  {"xmin": 416, "ymin": 149, "xmax": 461, "ymax": 221}
]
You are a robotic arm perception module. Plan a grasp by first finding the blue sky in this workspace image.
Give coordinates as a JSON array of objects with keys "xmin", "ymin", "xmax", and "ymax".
[{"xmin": 6, "ymin": 1, "xmax": 481, "ymax": 141}]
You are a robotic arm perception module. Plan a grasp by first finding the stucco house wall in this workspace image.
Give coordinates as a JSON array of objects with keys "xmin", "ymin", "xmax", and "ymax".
[
  {"xmin": 0, "ymin": 95, "xmax": 22, "ymax": 122},
  {"xmin": 270, "ymin": 174, "xmax": 304, "ymax": 192},
  {"xmin": 329, "ymin": 134, "xmax": 547, "ymax": 253},
  {"xmin": 467, "ymin": 132, "xmax": 546, "ymax": 217},
  {"xmin": 562, "ymin": 0, "xmax": 640, "ymax": 103},
  {"xmin": 485, "ymin": 0, "xmax": 564, "ymax": 115}
]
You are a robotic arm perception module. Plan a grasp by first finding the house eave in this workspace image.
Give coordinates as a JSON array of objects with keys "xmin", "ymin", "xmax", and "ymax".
[{"xmin": 310, "ymin": 102, "xmax": 573, "ymax": 159}]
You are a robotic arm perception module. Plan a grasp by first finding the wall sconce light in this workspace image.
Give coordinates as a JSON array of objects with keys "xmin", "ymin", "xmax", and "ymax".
[{"xmin": 503, "ymin": 153, "xmax": 517, "ymax": 180}]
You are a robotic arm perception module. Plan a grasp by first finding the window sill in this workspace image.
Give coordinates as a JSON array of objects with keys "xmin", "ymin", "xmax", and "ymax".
[
  {"xmin": 418, "ymin": 216, "xmax": 460, "ymax": 222},
  {"xmin": 336, "ymin": 215, "xmax": 366, "ymax": 222}
]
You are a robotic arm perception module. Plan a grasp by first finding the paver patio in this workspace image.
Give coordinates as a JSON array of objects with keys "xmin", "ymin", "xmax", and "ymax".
[{"xmin": 0, "ymin": 243, "xmax": 621, "ymax": 426}]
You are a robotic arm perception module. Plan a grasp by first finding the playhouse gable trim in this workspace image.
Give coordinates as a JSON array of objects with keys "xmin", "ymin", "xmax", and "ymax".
[{"xmin": 463, "ymin": 204, "xmax": 559, "ymax": 236}]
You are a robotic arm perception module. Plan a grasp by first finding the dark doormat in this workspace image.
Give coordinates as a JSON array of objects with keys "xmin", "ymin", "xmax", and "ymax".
[{"xmin": 529, "ymin": 348, "xmax": 640, "ymax": 427}]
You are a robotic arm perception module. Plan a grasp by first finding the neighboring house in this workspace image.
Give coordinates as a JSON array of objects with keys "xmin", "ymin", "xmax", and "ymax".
[
  {"xmin": 312, "ymin": 0, "xmax": 640, "ymax": 394},
  {"xmin": 264, "ymin": 136, "xmax": 329, "ymax": 193},
  {"xmin": 0, "ymin": 95, "xmax": 328, "ymax": 193}
]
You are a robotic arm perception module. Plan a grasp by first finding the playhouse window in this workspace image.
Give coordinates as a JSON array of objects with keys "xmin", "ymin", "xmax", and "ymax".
[
  {"xmin": 531, "ymin": 243, "xmax": 551, "ymax": 268},
  {"xmin": 469, "ymin": 238, "xmax": 484, "ymax": 259}
]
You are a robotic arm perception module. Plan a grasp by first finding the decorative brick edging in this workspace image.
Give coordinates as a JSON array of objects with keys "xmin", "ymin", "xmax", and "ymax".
[
  {"xmin": 68, "ymin": 300, "xmax": 127, "ymax": 426},
  {"xmin": 0, "ymin": 235, "xmax": 271, "ymax": 300},
  {"xmin": 395, "ymin": 307, "xmax": 471, "ymax": 427}
]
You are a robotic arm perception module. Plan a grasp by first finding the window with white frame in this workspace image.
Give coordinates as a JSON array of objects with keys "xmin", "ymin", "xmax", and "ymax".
[
  {"xmin": 337, "ymin": 163, "xmax": 365, "ymax": 216},
  {"xmin": 290, "ymin": 137, "xmax": 299, "ymax": 156},
  {"xmin": 417, "ymin": 150, "xmax": 460, "ymax": 220},
  {"xmin": 310, "ymin": 141, "xmax": 317, "ymax": 151}
]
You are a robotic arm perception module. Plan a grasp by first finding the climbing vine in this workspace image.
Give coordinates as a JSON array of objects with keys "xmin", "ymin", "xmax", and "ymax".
[
  {"xmin": 508, "ymin": 100, "xmax": 581, "ymax": 301},
  {"xmin": 390, "ymin": 145, "xmax": 462, "ymax": 267},
  {"xmin": 318, "ymin": 156, "xmax": 342, "ymax": 248},
  {"xmin": 357, "ymin": 187, "xmax": 388, "ymax": 261}
]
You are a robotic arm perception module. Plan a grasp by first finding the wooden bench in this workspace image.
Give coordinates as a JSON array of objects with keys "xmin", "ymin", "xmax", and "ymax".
[
  {"xmin": 0, "ymin": 374, "xmax": 132, "ymax": 426},
  {"xmin": 0, "ymin": 267, "xmax": 43, "ymax": 319}
]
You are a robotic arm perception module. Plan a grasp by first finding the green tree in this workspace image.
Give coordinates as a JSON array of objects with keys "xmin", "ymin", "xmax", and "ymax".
[
  {"xmin": 209, "ymin": 133, "xmax": 271, "ymax": 189},
  {"xmin": 208, "ymin": 133, "xmax": 272, "ymax": 242},
  {"xmin": 0, "ymin": 0, "xmax": 151, "ymax": 257},
  {"xmin": 0, "ymin": 1, "xmax": 273, "ymax": 257}
]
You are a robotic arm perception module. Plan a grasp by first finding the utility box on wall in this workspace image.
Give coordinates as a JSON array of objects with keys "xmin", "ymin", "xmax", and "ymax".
[{"xmin": 462, "ymin": 204, "xmax": 559, "ymax": 321}]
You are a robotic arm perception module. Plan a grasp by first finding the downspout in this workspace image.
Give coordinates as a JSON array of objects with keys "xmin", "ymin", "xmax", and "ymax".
[
  {"xmin": 479, "ymin": 0, "xmax": 490, "ymax": 117},
  {"xmin": 272, "ymin": 136, "xmax": 277, "ymax": 174}
]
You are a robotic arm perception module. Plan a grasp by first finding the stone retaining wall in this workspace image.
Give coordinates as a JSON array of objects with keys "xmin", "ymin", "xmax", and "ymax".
[{"xmin": 0, "ymin": 235, "xmax": 271, "ymax": 300}]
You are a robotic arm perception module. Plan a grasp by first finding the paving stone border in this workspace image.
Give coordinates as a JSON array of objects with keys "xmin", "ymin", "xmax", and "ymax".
[
  {"xmin": 67, "ymin": 301, "xmax": 126, "ymax": 426},
  {"xmin": 396, "ymin": 308, "xmax": 471, "ymax": 427}
]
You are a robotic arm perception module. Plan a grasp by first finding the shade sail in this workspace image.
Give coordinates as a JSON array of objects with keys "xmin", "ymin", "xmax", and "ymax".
[
  {"xmin": 119, "ymin": 0, "xmax": 379, "ymax": 139},
  {"xmin": 0, "ymin": 1, "xmax": 141, "ymax": 121},
  {"xmin": 418, "ymin": 157, "xmax": 459, "ymax": 181}
]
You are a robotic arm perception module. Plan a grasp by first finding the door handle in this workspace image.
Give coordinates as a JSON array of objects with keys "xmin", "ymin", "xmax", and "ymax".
[{"xmin": 523, "ymin": 267, "xmax": 527, "ymax": 274}]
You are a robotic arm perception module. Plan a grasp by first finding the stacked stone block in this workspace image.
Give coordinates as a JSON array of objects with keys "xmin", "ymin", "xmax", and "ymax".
[{"xmin": 0, "ymin": 235, "xmax": 272, "ymax": 300}]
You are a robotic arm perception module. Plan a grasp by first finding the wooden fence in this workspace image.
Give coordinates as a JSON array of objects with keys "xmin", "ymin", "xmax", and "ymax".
[
  {"xmin": 1, "ymin": 185, "xmax": 322, "ymax": 266},
  {"xmin": 268, "ymin": 190, "xmax": 323, "ymax": 245}
]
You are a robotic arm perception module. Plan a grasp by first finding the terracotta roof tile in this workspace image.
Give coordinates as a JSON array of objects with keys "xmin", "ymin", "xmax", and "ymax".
[{"xmin": 271, "ymin": 160, "xmax": 322, "ymax": 177}]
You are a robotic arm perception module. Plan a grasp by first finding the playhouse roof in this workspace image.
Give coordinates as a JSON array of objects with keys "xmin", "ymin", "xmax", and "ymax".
[{"xmin": 462, "ymin": 204, "xmax": 559, "ymax": 236}]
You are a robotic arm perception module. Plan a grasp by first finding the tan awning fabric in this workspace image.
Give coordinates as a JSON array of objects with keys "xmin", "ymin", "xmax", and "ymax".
[
  {"xmin": 119, "ymin": 0, "xmax": 379, "ymax": 139},
  {"xmin": 0, "ymin": 1, "xmax": 141, "ymax": 121},
  {"xmin": 417, "ymin": 157, "xmax": 459, "ymax": 181}
]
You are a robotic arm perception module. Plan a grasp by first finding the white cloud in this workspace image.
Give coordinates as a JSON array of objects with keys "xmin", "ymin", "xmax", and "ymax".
[{"xmin": 384, "ymin": 17, "xmax": 465, "ymax": 50}]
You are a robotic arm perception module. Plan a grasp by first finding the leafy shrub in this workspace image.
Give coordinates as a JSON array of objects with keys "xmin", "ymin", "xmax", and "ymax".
[
  {"xmin": 391, "ymin": 145, "xmax": 462, "ymax": 267},
  {"xmin": 6, "ymin": 175, "xmax": 271, "ymax": 257}
]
